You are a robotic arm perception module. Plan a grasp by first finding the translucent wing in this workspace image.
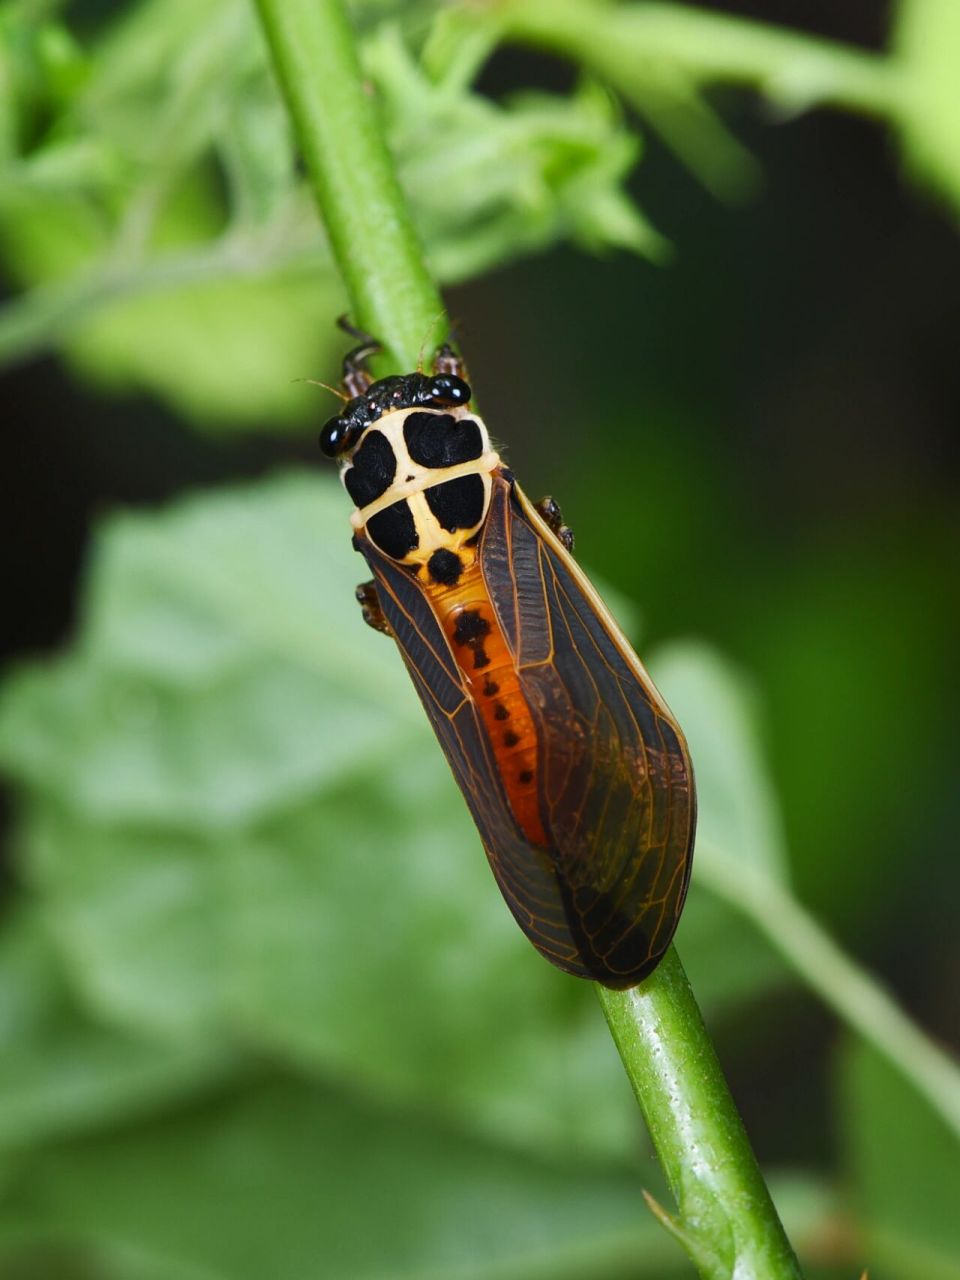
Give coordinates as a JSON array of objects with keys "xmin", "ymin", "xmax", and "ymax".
[
  {"xmin": 479, "ymin": 474, "xmax": 696, "ymax": 985},
  {"xmin": 357, "ymin": 471, "xmax": 695, "ymax": 987},
  {"xmin": 361, "ymin": 542, "xmax": 599, "ymax": 977}
]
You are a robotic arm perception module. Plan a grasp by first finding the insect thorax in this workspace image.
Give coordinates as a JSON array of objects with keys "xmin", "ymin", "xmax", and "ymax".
[{"xmin": 341, "ymin": 406, "xmax": 499, "ymax": 586}]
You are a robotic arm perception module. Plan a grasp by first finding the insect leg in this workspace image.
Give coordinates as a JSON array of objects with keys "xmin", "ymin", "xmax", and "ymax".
[
  {"xmin": 433, "ymin": 341, "xmax": 467, "ymax": 380},
  {"xmin": 337, "ymin": 316, "xmax": 382, "ymax": 398},
  {"xmin": 355, "ymin": 580, "xmax": 392, "ymax": 636},
  {"xmin": 535, "ymin": 496, "xmax": 575, "ymax": 553}
]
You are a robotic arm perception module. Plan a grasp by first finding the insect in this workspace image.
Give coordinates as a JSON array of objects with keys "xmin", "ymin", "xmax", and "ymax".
[{"xmin": 319, "ymin": 323, "xmax": 695, "ymax": 988}]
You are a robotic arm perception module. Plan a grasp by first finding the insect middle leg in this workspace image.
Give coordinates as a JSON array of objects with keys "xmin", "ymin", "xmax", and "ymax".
[
  {"xmin": 535, "ymin": 496, "xmax": 575, "ymax": 552},
  {"xmin": 355, "ymin": 580, "xmax": 392, "ymax": 636}
]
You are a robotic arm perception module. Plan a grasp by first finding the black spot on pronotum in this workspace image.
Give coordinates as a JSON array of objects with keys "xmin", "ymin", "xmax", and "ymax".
[
  {"xmin": 427, "ymin": 549, "xmax": 463, "ymax": 585},
  {"xmin": 366, "ymin": 500, "xmax": 418, "ymax": 559},
  {"xmin": 403, "ymin": 412, "xmax": 483, "ymax": 469},
  {"xmin": 503, "ymin": 730, "xmax": 520, "ymax": 748},
  {"xmin": 344, "ymin": 430, "xmax": 396, "ymax": 507},
  {"xmin": 425, "ymin": 474, "xmax": 485, "ymax": 533}
]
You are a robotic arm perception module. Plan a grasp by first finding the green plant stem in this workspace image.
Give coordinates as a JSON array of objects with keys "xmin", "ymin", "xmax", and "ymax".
[
  {"xmin": 253, "ymin": 2, "xmax": 804, "ymax": 1275},
  {"xmin": 499, "ymin": 0, "xmax": 899, "ymax": 119},
  {"xmin": 252, "ymin": 0, "xmax": 445, "ymax": 372},
  {"xmin": 598, "ymin": 951, "xmax": 802, "ymax": 1279},
  {"xmin": 697, "ymin": 842, "xmax": 960, "ymax": 1142}
]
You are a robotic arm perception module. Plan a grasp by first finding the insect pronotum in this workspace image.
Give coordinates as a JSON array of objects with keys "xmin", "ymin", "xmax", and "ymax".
[{"xmin": 319, "ymin": 324, "xmax": 696, "ymax": 988}]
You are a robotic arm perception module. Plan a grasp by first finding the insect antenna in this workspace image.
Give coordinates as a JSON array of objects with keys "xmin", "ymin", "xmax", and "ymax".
[
  {"xmin": 416, "ymin": 309, "xmax": 452, "ymax": 373},
  {"xmin": 295, "ymin": 377, "xmax": 350, "ymax": 402}
]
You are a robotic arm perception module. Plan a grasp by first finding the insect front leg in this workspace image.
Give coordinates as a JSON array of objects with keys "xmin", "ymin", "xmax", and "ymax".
[
  {"xmin": 355, "ymin": 580, "xmax": 392, "ymax": 636},
  {"xmin": 535, "ymin": 496, "xmax": 575, "ymax": 553},
  {"xmin": 338, "ymin": 316, "xmax": 382, "ymax": 398}
]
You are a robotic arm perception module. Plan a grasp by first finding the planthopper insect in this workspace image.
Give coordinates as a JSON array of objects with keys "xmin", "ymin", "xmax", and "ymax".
[{"xmin": 319, "ymin": 324, "xmax": 696, "ymax": 988}]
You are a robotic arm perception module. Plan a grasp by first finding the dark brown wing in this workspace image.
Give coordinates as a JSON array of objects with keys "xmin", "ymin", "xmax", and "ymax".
[
  {"xmin": 480, "ymin": 473, "xmax": 696, "ymax": 986},
  {"xmin": 356, "ymin": 470, "xmax": 695, "ymax": 988},
  {"xmin": 358, "ymin": 537, "xmax": 599, "ymax": 977}
]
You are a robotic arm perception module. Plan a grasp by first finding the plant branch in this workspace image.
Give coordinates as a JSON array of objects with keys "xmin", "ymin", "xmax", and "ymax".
[
  {"xmin": 498, "ymin": 0, "xmax": 900, "ymax": 120},
  {"xmin": 697, "ymin": 842, "xmax": 960, "ymax": 1142},
  {"xmin": 598, "ymin": 952, "xmax": 802, "ymax": 1278},
  {"xmin": 252, "ymin": 0, "xmax": 445, "ymax": 373},
  {"xmin": 253, "ymin": 2, "xmax": 805, "ymax": 1274}
]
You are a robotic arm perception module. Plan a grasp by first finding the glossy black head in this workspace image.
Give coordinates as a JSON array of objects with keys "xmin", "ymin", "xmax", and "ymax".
[{"xmin": 319, "ymin": 371, "xmax": 472, "ymax": 459}]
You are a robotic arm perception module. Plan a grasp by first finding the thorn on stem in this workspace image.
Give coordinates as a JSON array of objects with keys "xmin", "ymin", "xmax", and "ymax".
[
  {"xmin": 642, "ymin": 1189, "xmax": 727, "ymax": 1274},
  {"xmin": 642, "ymin": 1189, "xmax": 692, "ymax": 1247}
]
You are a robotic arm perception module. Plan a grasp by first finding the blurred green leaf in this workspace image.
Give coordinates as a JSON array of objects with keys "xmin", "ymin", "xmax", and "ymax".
[
  {"xmin": 0, "ymin": 476, "xmax": 639, "ymax": 1161},
  {"xmin": 651, "ymin": 642, "xmax": 789, "ymax": 879},
  {"xmin": 0, "ymin": 1074, "xmax": 684, "ymax": 1280},
  {"xmin": 370, "ymin": 25, "xmax": 667, "ymax": 275},
  {"xmin": 649, "ymin": 644, "xmax": 960, "ymax": 1144},
  {"xmin": 65, "ymin": 265, "xmax": 344, "ymax": 428},
  {"xmin": 2, "ymin": 469, "xmax": 953, "ymax": 1179},
  {"xmin": 0, "ymin": 0, "xmax": 667, "ymax": 420},
  {"xmin": 669, "ymin": 892, "xmax": 789, "ymax": 1012},
  {"xmin": 0, "ymin": 475, "xmax": 800, "ymax": 1165},
  {"xmin": 841, "ymin": 1039, "xmax": 960, "ymax": 1279},
  {"xmin": 0, "ymin": 170, "xmax": 343, "ymax": 426},
  {"xmin": 0, "ymin": 476, "xmax": 418, "ymax": 827},
  {"xmin": 0, "ymin": 1070, "xmax": 834, "ymax": 1280},
  {"xmin": 0, "ymin": 906, "xmax": 234, "ymax": 1149}
]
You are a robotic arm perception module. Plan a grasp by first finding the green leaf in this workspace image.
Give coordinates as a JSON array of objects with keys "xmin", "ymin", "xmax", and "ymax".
[
  {"xmin": 0, "ymin": 178, "xmax": 344, "ymax": 427},
  {"xmin": 368, "ymin": 25, "xmax": 668, "ymax": 279},
  {"xmin": 0, "ymin": 1074, "xmax": 685, "ymax": 1280},
  {"xmin": 0, "ymin": 476, "xmax": 417, "ymax": 828},
  {"xmin": 668, "ymin": 892, "xmax": 790, "ymax": 1012},
  {"xmin": 0, "ymin": 475, "xmax": 793, "ymax": 1165},
  {"xmin": 650, "ymin": 642, "xmax": 789, "ymax": 879},
  {"xmin": 841, "ymin": 1038, "xmax": 960, "ymax": 1280},
  {"xmin": 0, "ymin": 476, "xmax": 636, "ymax": 1159},
  {"xmin": 0, "ymin": 906, "xmax": 233, "ymax": 1150},
  {"xmin": 1, "ymin": 0, "xmax": 675, "ymax": 410},
  {"xmin": 64, "ymin": 265, "xmax": 345, "ymax": 429},
  {"xmin": 648, "ymin": 644, "xmax": 960, "ymax": 1144}
]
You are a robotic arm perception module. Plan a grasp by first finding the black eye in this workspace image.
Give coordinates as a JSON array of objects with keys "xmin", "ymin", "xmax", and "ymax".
[
  {"xmin": 319, "ymin": 417, "xmax": 360, "ymax": 458},
  {"xmin": 428, "ymin": 375, "xmax": 471, "ymax": 408}
]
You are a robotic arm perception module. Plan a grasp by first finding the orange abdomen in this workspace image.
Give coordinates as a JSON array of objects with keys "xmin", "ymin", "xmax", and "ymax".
[{"xmin": 427, "ymin": 560, "xmax": 548, "ymax": 846}]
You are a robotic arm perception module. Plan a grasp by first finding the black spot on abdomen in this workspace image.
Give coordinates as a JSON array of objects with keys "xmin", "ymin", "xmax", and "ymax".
[
  {"xmin": 453, "ymin": 610, "xmax": 490, "ymax": 645},
  {"xmin": 366, "ymin": 500, "xmax": 418, "ymax": 559},
  {"xmin": 427, "ymin": 549, "xmax": 463, "ymax": 585},
  {"xmin": 452, "ymin": 608, "xmax": 492, "ymax": 669},
  {"xmin": 426, "ymin": 474, "xmax": 485, "ymax": 532}
]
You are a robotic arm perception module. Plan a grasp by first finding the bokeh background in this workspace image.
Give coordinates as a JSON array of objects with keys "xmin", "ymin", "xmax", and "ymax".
[{"xmin": 1, "ymin": 1, "xmax": 958, "ymax": 1277}]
